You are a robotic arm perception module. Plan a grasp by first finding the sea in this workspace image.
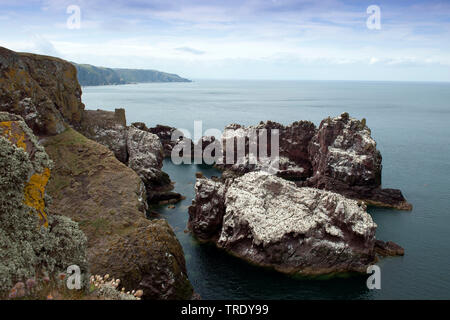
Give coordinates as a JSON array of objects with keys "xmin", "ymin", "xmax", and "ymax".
[{"xmin": 82, "ymin": 80, "xmax": 450, "ymax": 299}]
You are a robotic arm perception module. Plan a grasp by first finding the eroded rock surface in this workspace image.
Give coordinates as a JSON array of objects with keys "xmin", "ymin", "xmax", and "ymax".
[
  {"xmin": 211, "ymin": 113, "xmax": 411, "ymax": 210},
  {"xmin": 80, "ymin": 108, "xmax": 128, "ymax": 163},
  {"xmin": 127, "ymin": 125, "xmax": 174, "ymax": 200},
  {"xmin": 0, "ymin": 112, "xmax": 87, "ymax": 295},
  {"xmin": 0, "ymin": 47, "xmax": 85, "ymax": 135},
  {"xmin": 303, "ymin": 113, "xmax": 411, "ymax": 210},
  {"xmin": 189, "ymin": 172, "xmax": 383, "ymax": 275},
  {"xmin": 43, "ymin": 127, "xmax": 193, "ymax": 299}
]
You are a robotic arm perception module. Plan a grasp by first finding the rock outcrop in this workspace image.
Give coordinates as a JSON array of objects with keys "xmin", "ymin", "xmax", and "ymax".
[
  {"xmin": 0, "ymin": 47, "xmax": 194, "ymax": 300},
  {"xmin": 189, "ymin": 172, "xmax": 381, "ymax": 275},
  {"xmin": 43, "ymin": 128, "xmax": 193, "ymax": 299},
  {"xmin": 218, "ymin": 121, "xmax": 316, "ymax": 179},
  {"xmin": 127, "ymin": 125, "xmax": 175, "ymax": 202},
  {"xmin": 209, "ymin": 113, "xmax": 411, "ymax": 210},
  {"xmin": 0, "ymin": 112, "xmax": 87, "ymax": 296},
  {"xmin": 374, "ymin": 240, "xmax": 405, "ymax": 257},
  {"xmin": 80, "ymin": 108, "xmax": 128, "ymax": 163},
  {"xmin": 303, "ymin": 113, "xmax": 411, "ymax": 210},
  {"xmin": 80, "ymin": 115, "xmax": 178, "ymax": 204},
  {"xmin": 147, "ymin": 124, "xmax": 193, "ymax": 158},
  {"xmin": 189, "ymin": 171, "xmax": 405, "ymax": 275},
  {"xmin": 0, "ymin": 47, "xmax": 85, "ymax": 136}
]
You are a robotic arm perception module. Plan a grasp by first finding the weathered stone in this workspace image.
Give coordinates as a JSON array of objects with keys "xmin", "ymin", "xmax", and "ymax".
[
  {"xmin": 80, "ymin": 108, "xmax": 128, "ymax": 163},
  {"xmin": 189, "ymin": 172, "xmax": 386, "ymax": 275},
  {"xmin": 127, "ymin": 125, "xmax": 165, "ymax": 185},
  {"xmin": 218, "ymin": 121, "xmax": 316, "ymax": 179},
  {"xmin": 93, "ymin": 219, "xmax": 193, "ymax": 300},
  {"xmin": 43, "ymin": 128, "xmax": 193, "ymax": 299},
  {"xmin": 374, "ymin": 240, "xmax": 405, "ymax": 256},
  {"xmin": 210, "ymin": 113, "xmax": 411, "ymax": 210},
  {"xmin": 0, "ymin": 47, "xmax": 85, "ymax": 135},
  {"xmin": 148, "ymin": 124, "xmax": 193, "ymax": 158},
  {"xmin": 304, "ymin": 113, "xmax": 412, "ymax": 210},
  {"xmin": 0, "ymin": 112, "xmax": 87, "ymax": 296}
]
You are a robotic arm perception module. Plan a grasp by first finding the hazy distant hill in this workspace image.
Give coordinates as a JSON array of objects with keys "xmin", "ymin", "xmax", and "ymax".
[{"xmin": 73, "ymin": 63, "xmax": 191, "ymax": 86}]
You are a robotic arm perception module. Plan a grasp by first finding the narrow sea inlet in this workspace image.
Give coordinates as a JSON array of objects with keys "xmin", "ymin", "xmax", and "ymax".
[{"xmin": 83, "ymin": 80, "xmax": 450, "ymax": 299}]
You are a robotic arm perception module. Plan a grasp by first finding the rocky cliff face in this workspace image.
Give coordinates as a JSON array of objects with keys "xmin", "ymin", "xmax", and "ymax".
[
  {"xmin": 189, "ymin": 172, "xmax": 402, "ymax": 275},
  {"xmin": 0, "ymin": 47, "xmax": 194, "ymax": 299},
  {"xmin": 0, "ymin": 47, "xmax": 85, "ymax": 136},
  {"xmin": 0, "ymin": 112, "xmax": 87, "ymax": 296},
  {"xmin": 79, "ymin": 112, "xmax": 176, "ymax": 203},
  {"xmin": 209, "ymin": 113, "xmax": 411, "ymax": 210},
  {"xmin": 43, "ymin": 128, "xmax": 193, "ymax": 299},
  {"xmin": 304, "ymin": 113, "xmax": 412, "ymax": 210},
  {"xmin": 80, "ymin": 108, "xmax": 128, "ymax": 163}
]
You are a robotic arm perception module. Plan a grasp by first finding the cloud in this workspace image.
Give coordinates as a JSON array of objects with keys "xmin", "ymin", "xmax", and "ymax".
[
  {"xmin": 30, "ymin": 34, "xmax": 62, "ymax": 57},
  {"xmin": 1, "ymin": 0, "xmax": 450, "ymax": 81},
  {"xmin": 174, "ymin": 46, "xmax": 205, "ymax": 55}
]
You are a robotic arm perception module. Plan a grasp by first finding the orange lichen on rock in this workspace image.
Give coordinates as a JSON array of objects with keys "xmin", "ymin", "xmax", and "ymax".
[
  {"xmin": 0, "ymin": 121, "xmax": 28, "ymax": 151},
  {"xmin": 1, "ymin": 120, "xmax": 51, "ymax": 227},
  {"xmin": 23, "ymin": 168, "xmax": 51, "ymax": 228}
]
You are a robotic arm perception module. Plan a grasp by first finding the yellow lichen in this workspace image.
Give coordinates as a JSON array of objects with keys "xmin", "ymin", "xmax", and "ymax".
[
  {"xmin": 1, "ymin": 120, "xmax": 51, "ymax": 227},
  {"xmin": 0, "ymin": 121, "xmax": 28, "ymax": 151},
  {"xmin": 23, "ymin": 168, "xmax": 51, "ymax": 228}
]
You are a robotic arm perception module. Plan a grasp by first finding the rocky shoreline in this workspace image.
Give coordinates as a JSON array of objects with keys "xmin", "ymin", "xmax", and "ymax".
[
  {"xmin": 0, "ymin": 47, "xmax": 192, "ymax": 300},
  {"xmin": 1, "ymin": 46, "xmax": 410, "ymax": 298}
]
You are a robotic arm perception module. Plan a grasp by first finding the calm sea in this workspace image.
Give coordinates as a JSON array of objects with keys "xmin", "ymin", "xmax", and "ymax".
[{"xmin": 82, "ymin": 80, "xmax": 450, "ymax": 299}]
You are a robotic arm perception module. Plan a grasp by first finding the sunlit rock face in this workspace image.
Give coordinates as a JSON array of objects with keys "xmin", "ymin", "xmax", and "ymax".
[
  {"xmin": 127, "ymin": 125, "xmax": 167, "ymax": 188},
  {"xmin": 215, "ymin": 121, "xmax": 316, "ymax": 179},
  {"xmin": 0, "ymin": 47, "xmax": 85, "ymax": 136},
  {"xmin": 189, "ymin": 171, "xmax": 378, "ymax": 275},
  {"xmin": 304, "ymin": 113, "xmax": 411, "ymax": 210},
  {"xmin": 208, "ymin": 113, "xmax": 411, "ymax": 210}
]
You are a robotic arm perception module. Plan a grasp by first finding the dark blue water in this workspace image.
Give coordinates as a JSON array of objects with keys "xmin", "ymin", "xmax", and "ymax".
[{"xmin": 82, "ymin": 80, "xmax": 450, "ymax": 299}]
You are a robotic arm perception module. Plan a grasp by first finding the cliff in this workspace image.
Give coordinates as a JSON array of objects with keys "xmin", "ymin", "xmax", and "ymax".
[
  {"xmin": 74, "ymin": 63, "xmax": 191, "ymax": 86},
  {"xmin": 0, "ymin": 112, "xmax": 88, "ymax": 297},
  {"xmin": 0, "ymin": 47, "xmax": 85, "ymax": 136},
  {"xmin": 0, "ymin": 47, "xmax": 193, "ymax": 299}
]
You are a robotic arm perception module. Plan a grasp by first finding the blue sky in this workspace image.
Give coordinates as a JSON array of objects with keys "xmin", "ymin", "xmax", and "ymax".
[{"xmin": 1, "ymin": 0, "xmax": 450, "ymax": 81}]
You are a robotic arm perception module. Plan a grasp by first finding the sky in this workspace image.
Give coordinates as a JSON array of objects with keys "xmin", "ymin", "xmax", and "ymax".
[{"xmin": 1, "ymin": 0, "xmax": 450, "ymax": 81}]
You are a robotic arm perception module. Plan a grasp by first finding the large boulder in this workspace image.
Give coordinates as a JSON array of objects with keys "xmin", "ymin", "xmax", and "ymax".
[
  {"xmin": 0, "ymin": 47, "xmax": 85, "ymax": 136},
  {"xmin": 43, "ymin": 128, "xmax": 193, "ymax": 299},
  {"xmin": 189, "ymin": 172, "xmax": 383, "ymax": 275},
  {"xmin": 0, "ymin": 112, "xmax": 87, "ymax": 296}
]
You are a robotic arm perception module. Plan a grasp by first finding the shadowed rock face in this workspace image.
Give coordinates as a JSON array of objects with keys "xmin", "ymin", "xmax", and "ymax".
[
  {"xmin": 43, "ymin": 128, "xmax": 193, "ymax": 299},
  {"xmin": 147, "ymin": 124, "xmax": 194, "ymax": 158},
  {"xmin": 217, "ymin": 120, "xmax": 316, "ymax": 179},
  {"xmin": 208, "ymin": 113, "xmax": 411, "ymax": 210},
  {"xmin": 0, "ymin": 48, "xmax": 194, "ymax": 299},
  {"xmin": 189, "ymin": 172, "xmax": 379, "ymax": 275},
  {"xmin": 303, "ymin": 113, "xmax": 412, "ymax": 210},
  {"xmin": 0, "ymin": 47, "xmax": 85, "ymax": 136}
]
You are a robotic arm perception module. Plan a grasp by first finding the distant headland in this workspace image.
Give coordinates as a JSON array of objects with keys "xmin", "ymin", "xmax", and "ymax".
[{"xmin": 73, "ymin": 63, "xmax": 191, "ymax": 86}]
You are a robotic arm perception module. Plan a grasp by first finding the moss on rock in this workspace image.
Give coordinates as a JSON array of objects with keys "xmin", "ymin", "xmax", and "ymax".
[{"xmin": 0, "ymin": 114, "xmax": 87, "ymax": 296}]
